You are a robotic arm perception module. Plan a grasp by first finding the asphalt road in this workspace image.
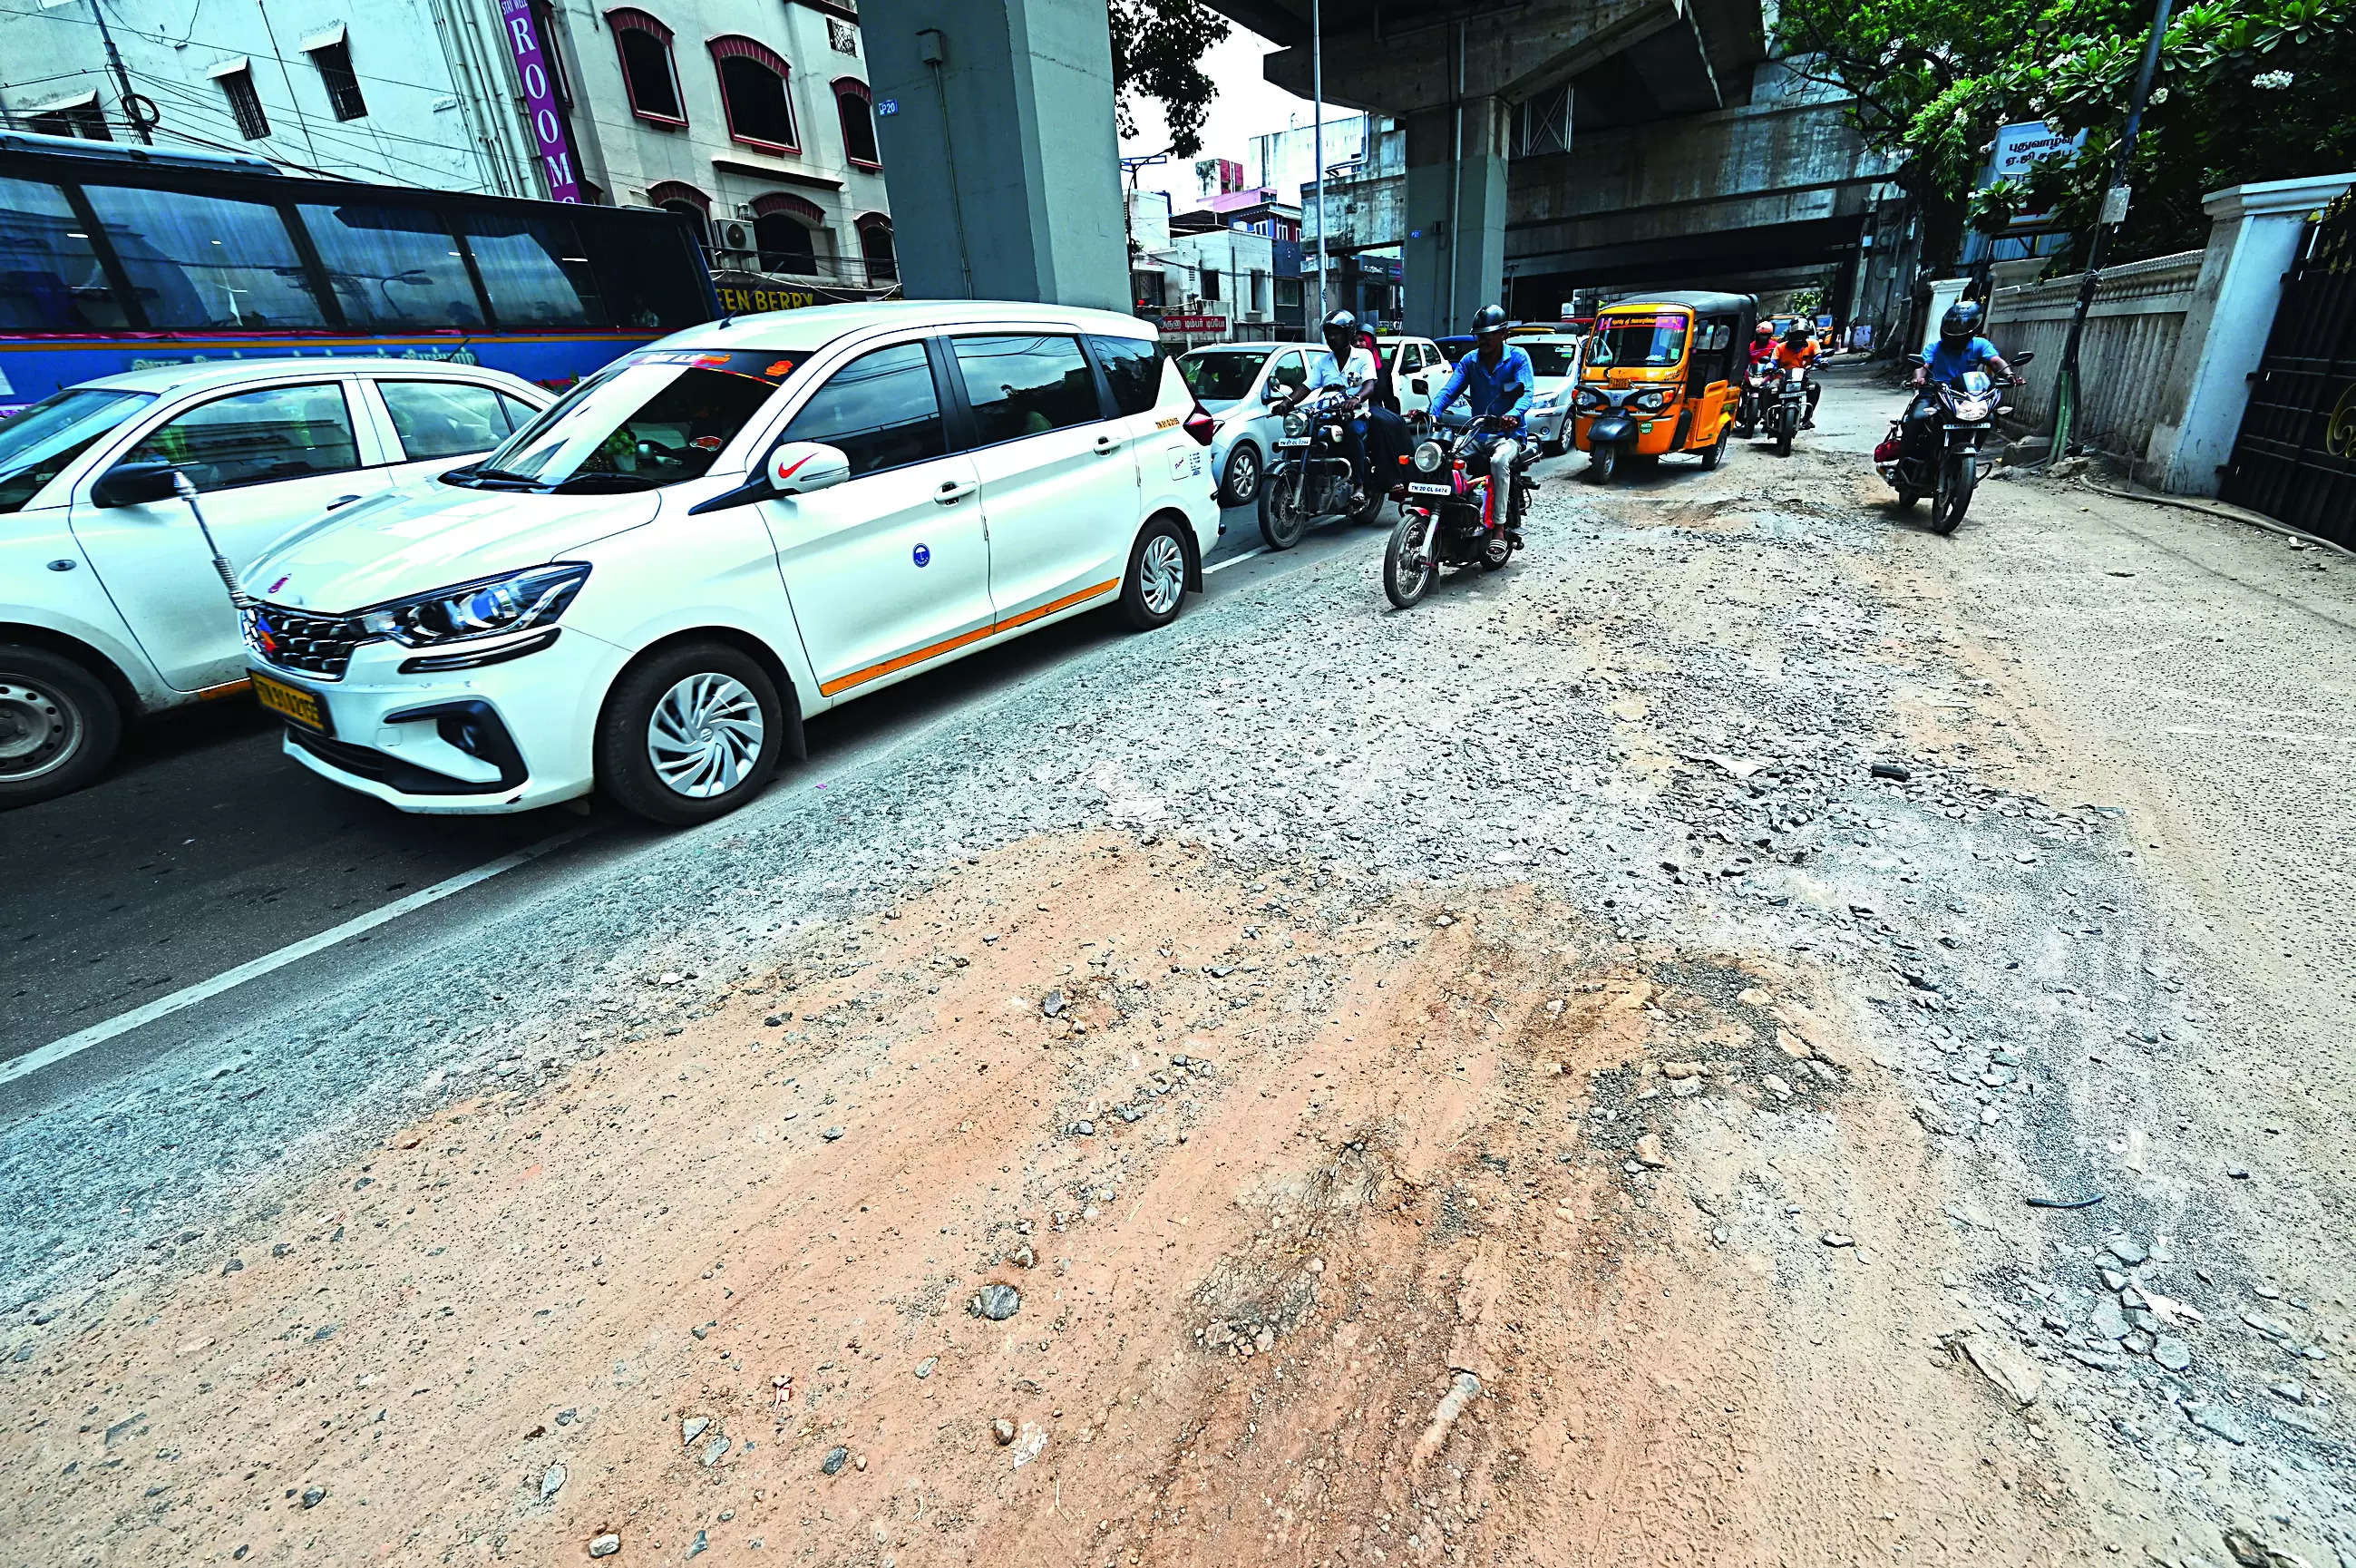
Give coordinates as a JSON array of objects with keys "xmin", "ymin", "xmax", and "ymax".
[{"xmin": 0, "ymin": 491, "xmax": 1378, "ymax": 1103}]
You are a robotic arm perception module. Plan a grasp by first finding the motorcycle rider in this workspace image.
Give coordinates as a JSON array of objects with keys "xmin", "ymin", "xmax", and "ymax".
[
  {"xmin": 1774, "ymin": 321, "xmax": 1823, "ymax": 429},
  {"xmin": 1748, "ymin": 320, "xmax": 1777, "ymax": 369},
  {"xmin": 1315, "ymin": 307, "xmax": 1380, "ymax": 503},
  {"xmin": 1429, "ymin": 303, "xmax": 1535, "ymax": 542},
  {"xmin": 1904, "ymin": 299, "xmax": 2015, "ymax": 456}
]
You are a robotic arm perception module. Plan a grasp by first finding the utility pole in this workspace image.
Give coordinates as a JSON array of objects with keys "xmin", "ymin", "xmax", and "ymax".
[
  {"xmin": 2052, "ymin": 0, "xmax": 2174, "ymax": 459},
  {"xmin": 84, "ymin": 0, "xmax": 151, "ymax": 144},
  {"xmin": 1312, "ymin": 0, "xmax": 1327, "ymax": 324}
]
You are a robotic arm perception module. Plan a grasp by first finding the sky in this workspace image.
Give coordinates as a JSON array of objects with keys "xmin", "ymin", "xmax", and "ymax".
[{"xmin": 1115, "ymin": 24, "xmax": 1345, "ymax": 203}]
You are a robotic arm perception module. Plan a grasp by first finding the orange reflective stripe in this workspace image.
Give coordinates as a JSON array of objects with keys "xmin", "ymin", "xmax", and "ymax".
[{"xmin": 815, "ymin": 578, "xmax": 1122, "ymax": 698}]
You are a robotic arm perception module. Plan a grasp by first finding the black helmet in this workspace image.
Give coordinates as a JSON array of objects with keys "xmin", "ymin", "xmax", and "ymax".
[
  {"xmin": 1321, "ymin": 308, "xmax": 1358, "ymax": 343},
  {"xmin": 1940, "ymin": 299, "xmax": 1984, "ymax": 346},
  {"xmin": 1471, "ymin": 303, "xmax": 1508, "ymax": 336},
  {"xmin": 1783, "ymin": 322, "xmax": 1812, "ymax": 347}
]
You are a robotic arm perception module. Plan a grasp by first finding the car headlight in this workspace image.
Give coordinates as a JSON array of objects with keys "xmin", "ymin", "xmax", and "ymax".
[
  {"xmin": 1413, "ymin": 439, "xmax": 1446, "ymax": 473},
  {"xmin": 358, "ymin": 562, "xmax": 590, "ymax": 648},
  {"xmin": 1630, "ymin": 387, "xmax": 1672, "ymax": 414}
]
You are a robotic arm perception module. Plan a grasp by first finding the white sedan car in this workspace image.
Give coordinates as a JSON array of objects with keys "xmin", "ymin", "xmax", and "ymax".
[
  {"xmin": 1178, "ymin": 341, "xmax": 1317, "ymax": 507},
  {"xmin": 239, "ymin": 302, "xmax": 1221, "ymax": 824},
  {"xmin": 0, "ymin": 358, "xmax": 551, "ymax": 806},
  {"xmin": 1512, "ymin": 334, "xmax": 1585, "ymax": 453}
]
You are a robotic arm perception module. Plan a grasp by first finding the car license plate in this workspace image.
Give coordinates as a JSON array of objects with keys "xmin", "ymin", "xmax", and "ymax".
[
  {"xmin": 1274, "ymin": 437, "xmax": 1311, "ymax": 449},
  {"xmin": 1408, "ymin": 482, "xmax": 1453, "ymax": 495},
  {"xmin": 252, "ymin": 670, "xmax": 331, "ymax": 735}
]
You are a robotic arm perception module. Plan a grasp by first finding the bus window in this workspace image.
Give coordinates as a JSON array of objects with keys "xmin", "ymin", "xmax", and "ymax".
[
  {"xmin": 587, "ymin": 216, "xmax": 706, "ymax": 331},
  {"xmin": 461, "ymin": 212, "xmax": 606, "ymax": 328},
  {"xmin": 0, "ymin": 176, "xmax": 131, "ymax": 332},
  {"xmin": 78, "ymin": 185, "xmax": 326, "ymax": 330},
  {"xmin": 300, "ymin": 202, "xmax": 483, "ymax": 329}
]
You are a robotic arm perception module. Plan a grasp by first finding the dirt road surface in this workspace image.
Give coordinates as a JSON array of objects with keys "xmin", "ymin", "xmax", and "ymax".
[{"xmin": 4, "ymin": 367, "xmax": 2350, "ymax": 1567}]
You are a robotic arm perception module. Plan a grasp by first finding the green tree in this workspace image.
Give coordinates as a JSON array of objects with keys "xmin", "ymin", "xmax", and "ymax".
[
  {"xmin": 1778, "ymin": 0, "xmax": 2356, "ymax": 270},
  {"xmin": 1109, "ymin": 0, "xmax": 1232, "ymax": 160}
]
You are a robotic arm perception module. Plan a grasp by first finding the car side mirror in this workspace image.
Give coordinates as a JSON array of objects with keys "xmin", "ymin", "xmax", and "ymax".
[
  {"xmin": 1410, "ymin": 378, "xmax": 1428, "ymax": 394},
  {"xmin": 92, "ymin": 459, "xmax": 180, "ymax": 510},
  {"xmin": 686, "ymin": 441, "xmax": 852, "ymax": 515}
]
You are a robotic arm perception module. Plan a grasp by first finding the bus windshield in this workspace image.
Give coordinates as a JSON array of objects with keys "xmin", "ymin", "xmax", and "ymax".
[
  {"xmin": 1584, "ymin": 315, "xmax": 1689, "ymax": 371},
  {"xmin": 0, "ymin": 387, "xmax": 153, "ymax": 513},
  {"xmin": 456, "ymin": 349, "xmax": 807, "ymax": 492}
]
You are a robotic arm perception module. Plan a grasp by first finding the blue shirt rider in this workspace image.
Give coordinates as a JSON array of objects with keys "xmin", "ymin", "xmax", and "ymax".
[
  {"xmin": 1908, "ymin": 299, "xmax": 2015, "ymax": 452},
  {"xmin": 1432, "ymin": 306, "xmax": 1533, "ymax": 436}
]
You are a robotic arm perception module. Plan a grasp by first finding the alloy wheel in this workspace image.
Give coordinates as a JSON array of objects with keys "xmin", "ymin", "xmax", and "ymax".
[
  {"xmin": 1139, "ymin": 533, "xmax": 1185, "ymax": 616},
  {"xmin": 1225, "ymin": 446, "xmax": 1260, "ymax": 505},
  {"xmin": 0, "ymin": 677, "xmax": 79, "ymax": 784},
  {"xmin": 646, "ymin": 672, "xmax": 766, "ymax": 799}
]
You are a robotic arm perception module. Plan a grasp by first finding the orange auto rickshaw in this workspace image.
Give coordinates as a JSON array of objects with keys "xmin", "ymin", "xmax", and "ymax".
[{"xmin": 1571, "ymin": 290, "xmax": 1757, "ymax": 482}]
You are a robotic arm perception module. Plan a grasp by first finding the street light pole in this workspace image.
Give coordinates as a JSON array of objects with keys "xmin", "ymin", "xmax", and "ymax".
[
  {"xmin": 2051, "ymin": 0, "xmax": 2174, "ymax": 459},
  {"xmin": 1312, "ymin": 0, "xmax": 1327, "ymax": 325}
]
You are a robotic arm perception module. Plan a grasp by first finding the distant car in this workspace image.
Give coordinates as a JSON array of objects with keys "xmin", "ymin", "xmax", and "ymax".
[
  {"xmin": 1435, "ymin": 336, "xmax": 1476, "ymax": 364},
  {"xmin": 1512, "ymin": 333, "xmax": 1586, "ymax": 453},
  {"xmin": 0, "ymin": 358, "xmax": 554, "ymax": 806},
  {"xmin": 1179, "ymin": 341, "xmax": 1321, "ymax": 507},
  {"xmin": 1373, "ymin": 336, "xmax": 1448, "ymax": 427}
]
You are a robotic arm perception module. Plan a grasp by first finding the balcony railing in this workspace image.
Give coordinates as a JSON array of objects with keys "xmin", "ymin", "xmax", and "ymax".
[{"xmin": 711, "ymin": 249, "xmax": 900, "ymax": 291}]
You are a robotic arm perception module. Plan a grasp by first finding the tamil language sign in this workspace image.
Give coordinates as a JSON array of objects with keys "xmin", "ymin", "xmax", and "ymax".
[{"xmin": 500, "ymin": 0, "xmax": 580, "ymax": 203}]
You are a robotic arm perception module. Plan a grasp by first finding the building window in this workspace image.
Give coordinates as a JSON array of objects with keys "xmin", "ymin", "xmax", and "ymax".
[
  {"xmin": 829, "ymin": 18, "xmax": 858, "ymax": 56},
  {"xmin": 216, "ymin": 65, "xmax": 270, "ymax": 140},
  {"xmin": 1201, "ymin": 268, "xmax": 1221, "ymax": 302},
  {"xmin": 749, "ymin": 192, "xmax": 825, "ymax": 274},
  {"xmin": 710, "ymin": 35, "xmax": 797, "ymax": 153},
  {"xmin": 608, "ymin": 9, "xmax": 685, "ymax": 124},
  {"xmin": 1132, "ymin": 270, "xmax": 1166, "ymax": 309},
  {"xmin": 833, "ymin": 78, "xmax": 879, "ymax": 168},
  {"xmin": 25, "ymin": 96, "xmax": 111, "ymax": 141},
  {"xmin": 647, "ymin": 180, "xmax": 712, "ymax": 250},
  {"xmin": 1251, "ymin": 269, "xmax": 1267, "ymax": 314},
  {"xmin": 855, "ymin": 215, "xmax": 894, "ymax": 284},
  {"xmin": 307, "ymin": 40, "xmax": 368, "ymax": 121}
]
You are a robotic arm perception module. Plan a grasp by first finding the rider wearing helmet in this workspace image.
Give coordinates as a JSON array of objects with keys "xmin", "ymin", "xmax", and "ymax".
[
  {"xmin": 1429, "ymin": 304, "xmax": 1536, "ymax": 540},
  {"xmin": 1774, "ymin": 321, "xmax": 1824, "ymax": 428},
  {"xmin": 1905, "ymin": 300, "xmax": 2014, "ymax": 452},
  {"xmin": 1318, "ymin": 307, "xmax": 1380, "ymax": 501},
  {"xmin": 1748, "ymin": 320, "xmax": 1778, "ymax": 368}
]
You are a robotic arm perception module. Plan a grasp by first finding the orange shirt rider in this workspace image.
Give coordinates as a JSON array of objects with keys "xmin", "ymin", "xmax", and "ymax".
[{"xmin": 1773, "ymin": 336, "xmax": 1821, "ymax": 373}]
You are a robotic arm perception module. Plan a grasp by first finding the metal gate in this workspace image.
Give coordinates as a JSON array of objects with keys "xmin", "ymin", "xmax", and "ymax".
[{"xmin": 2220, "ymin": 190, "xmax": 2356, "ymax": 544}]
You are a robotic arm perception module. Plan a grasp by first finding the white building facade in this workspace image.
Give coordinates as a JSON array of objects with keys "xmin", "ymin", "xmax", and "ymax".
[{"xmin": 0, "ymin": 0, "xmax": 892, "ymax": 289}]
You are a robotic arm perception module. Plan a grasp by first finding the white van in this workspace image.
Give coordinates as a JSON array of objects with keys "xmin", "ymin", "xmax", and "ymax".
[{"xmin": 239, "ymin": 302, "xmax": 1220, "ymax": 824}]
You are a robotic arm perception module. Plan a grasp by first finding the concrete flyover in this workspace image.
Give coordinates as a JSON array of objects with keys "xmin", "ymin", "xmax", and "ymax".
[{"xmin": 1203, "ymin": 0, "xmax": 1896, "ymax": 333}]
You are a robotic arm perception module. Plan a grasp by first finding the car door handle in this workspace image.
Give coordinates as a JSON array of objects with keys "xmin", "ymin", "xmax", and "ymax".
[
  {"xmin": 934, "ymin": 479, "xmax": 977, "ymax": 504},
  {"xmin": 1092, "ymin": 433, "xmax": 1121, "ymax": 454},
  {"xmin": 326, "ymin": 493, "xmax": 363, "ymax": 510}
]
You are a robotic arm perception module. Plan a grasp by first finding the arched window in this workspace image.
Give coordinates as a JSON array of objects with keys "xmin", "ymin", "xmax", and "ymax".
[
  {"xmin": 832, "ymin": 77, "xmax": 879, "ymax": 169},
  {"xmin": 709, "ymin": 35, "xmax": 796, "ymax": 153},
  {"xmin": 750, "ymin": 192, "xmax": 824, "ymax": 276},
  {"xmin": 855, "ymin": 213, "xmax": 895, "ymax": 285},
  {"xmin": 647, "ymin": 180, "xmax": 711, "ymax": 249},
  {"xmin": 607, "ymin": 9, "xmax": 684, "ymax": 124}
]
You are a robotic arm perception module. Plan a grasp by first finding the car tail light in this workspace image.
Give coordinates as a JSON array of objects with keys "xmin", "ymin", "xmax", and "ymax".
[{"xmin": 1182, "ymin": 404, "xmax": 1216, "ymax": 446}]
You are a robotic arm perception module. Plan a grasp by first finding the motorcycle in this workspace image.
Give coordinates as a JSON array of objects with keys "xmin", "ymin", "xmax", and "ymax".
[
  {"xmin": 1877, "ymin": 350, "xmax": 2034, "ymax": 534},
  {"xmin": 1733, "ymin": 359, "xmax": 1774, "ymax": 437},
  {"xmin": 1259, "ymin": 387, "xmax": 1386, "ymax": 550},
  {"xmin": 1381, "ymin": 416, "xmax": 1530, "ymax": 609},
  {"xmin": 1764, "ymin": 365, "xmax": 1809, "ymax": 457}
]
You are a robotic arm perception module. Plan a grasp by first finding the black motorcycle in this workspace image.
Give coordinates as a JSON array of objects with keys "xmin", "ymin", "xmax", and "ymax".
[
  {"xmin": 1763, "ymin": 365, "xmax": 1810, "ymax": 457},
  {"xmin": 1381, "ymin": 417, "xmax": 1529, "ymax": 609},
  {"xmin": 1879, "ymin": 350, "xmax": 2034, "ymax": 533},
  {"xmin": 1259, "ymin": 387, "xmax": 1386, "ymax": 550},
  {"xmin": 1733, "ymin": 359, "xmax": 1774, "ymax": 438}
]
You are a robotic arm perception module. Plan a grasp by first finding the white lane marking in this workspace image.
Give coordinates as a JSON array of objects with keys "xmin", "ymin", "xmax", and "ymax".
[
  {"xmin": 1204, "ymin": 547, "xmax": 1267, "ymax": 575},
  {"xmin": 0, "ymin": 825, "xmax": 599, "ymax": 1088}
]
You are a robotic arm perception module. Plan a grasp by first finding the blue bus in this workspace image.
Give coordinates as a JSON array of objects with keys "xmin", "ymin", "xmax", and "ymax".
[{"xmin": 0, "ymin": 131, "xmax": 717, "ymax": 415}]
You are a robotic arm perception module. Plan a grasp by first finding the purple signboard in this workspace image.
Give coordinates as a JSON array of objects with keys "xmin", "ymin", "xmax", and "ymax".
[{"xmin": 500, "ymin": 0, "xmax": 580, "ymax": 203}]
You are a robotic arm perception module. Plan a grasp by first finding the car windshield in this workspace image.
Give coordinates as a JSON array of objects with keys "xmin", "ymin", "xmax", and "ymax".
[
  {"xmin": 0, "ymin": 387, "xmax": 155, "ymax": 514},
  {"xmin": 1179, "ymin": 350, "xmax": 1270, "ymax": 402},
  {"xmin": 1523, "ymin": 343, "xmax": 1579, "ymax": 377},
  {"xmin": 1584, "ymin": 315, "xmax": 1689, "ymax": 370},
  {"xmin": 455, "ymin": 348, "xmax": 807, "ymax": 492}
]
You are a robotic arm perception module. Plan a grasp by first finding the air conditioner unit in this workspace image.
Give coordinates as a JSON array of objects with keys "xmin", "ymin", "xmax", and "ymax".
[{"xmin": 721, "ymin": 220, "xmax": 753, "ymax": 250}]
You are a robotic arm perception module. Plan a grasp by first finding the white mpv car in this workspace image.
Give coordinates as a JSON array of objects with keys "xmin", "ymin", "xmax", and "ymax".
[
  {"xmin": 239, "ymin": 302, "xmax": 1220, "ymax": 824},
  {"xmin": 0, "ymin": 358, "xmax": 551, "ymax": 806}
]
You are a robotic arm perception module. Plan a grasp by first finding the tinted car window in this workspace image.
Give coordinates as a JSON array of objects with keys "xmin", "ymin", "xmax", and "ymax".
[
  {"xmin": 952, "ymin": 336, "xmax": 1098, "ymax": 445},
  {"xmin": 0, "ymin": 387, "xmax": 153, "ymax": 512},
  {"xmin": 378, "ymin": 380, "xmax": 519, "ymax": 460},
  {"xmin": 1269, "ymin": 351, "xmax": 1309, "ymax": 394},
  {"xmin": 121, "ymin": 383, "xmax": 358, "ymax": 493},
  {"xmin": 1177, "ymin": 349, "xmax": 1268, "ymax": 403},
  {"xmin": 1088, "ymin": 335, "xmax": 1163, "ymax": 416},
  {"xmin": 782, "ymin": 343, "xmax": 947, "ymax": 478}
]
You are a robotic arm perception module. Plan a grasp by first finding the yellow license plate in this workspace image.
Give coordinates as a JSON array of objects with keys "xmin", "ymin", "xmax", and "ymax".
[{"xmin": 252, "ymin": 671, "xmax": 331, "ymax": 735}]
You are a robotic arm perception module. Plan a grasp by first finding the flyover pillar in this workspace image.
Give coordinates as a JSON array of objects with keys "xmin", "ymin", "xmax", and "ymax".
[
  {"xmin": 862, "ymin": 0, "xmax": 1128, "ymax": 309},
  {"xmin": 1401, "ymin": 98, "xmax": 1510, "ymax": 338}
]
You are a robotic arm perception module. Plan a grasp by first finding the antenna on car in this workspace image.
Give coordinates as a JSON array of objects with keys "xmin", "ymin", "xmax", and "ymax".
[{"xmin": 172, "ymin": 471, "xmax": 255, "ymax": 611}]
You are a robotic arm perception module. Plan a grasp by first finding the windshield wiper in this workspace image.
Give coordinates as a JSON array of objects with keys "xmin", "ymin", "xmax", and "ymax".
[
  {"xmin": 441, "ymin": 463, "xmax": 544, "ymax": 490},
  {"xmin": 548, "ymin": 472, "xmax": 658, "ymax": 493}
]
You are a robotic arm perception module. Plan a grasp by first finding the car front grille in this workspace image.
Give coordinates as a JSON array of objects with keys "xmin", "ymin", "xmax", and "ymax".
[{"xmin": 243, "ymin": 602, "xmax": 371, "ymax": 681}]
